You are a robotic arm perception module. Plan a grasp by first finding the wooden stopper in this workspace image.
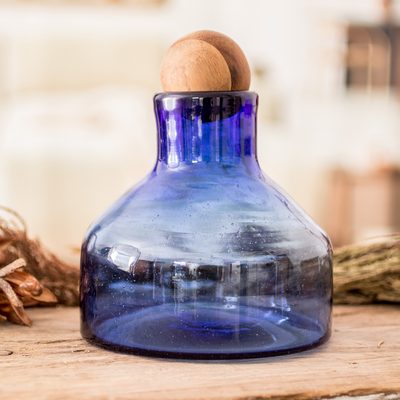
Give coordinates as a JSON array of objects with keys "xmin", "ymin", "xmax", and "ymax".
[{"xmin": 161, "ymin": 30, "xmax": 251, "ymax": 92}]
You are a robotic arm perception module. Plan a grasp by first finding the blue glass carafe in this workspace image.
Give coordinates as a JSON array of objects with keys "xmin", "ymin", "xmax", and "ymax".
[{"xmin": 80, "ymin": 91, "xmax": 332, "ymax": 359}]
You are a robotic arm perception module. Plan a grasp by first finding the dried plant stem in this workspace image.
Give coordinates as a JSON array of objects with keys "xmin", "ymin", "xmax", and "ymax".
[
  {"xmin": 333, "ymin": 234, "xmax": 400, "ymax": 304},
  {"xmin": 0, "ymin": 258, "xmax": 26, "ymax": 277},
  {"xmin": 0, "ymin": 207, "xmax": 79, "ymax": 306},
  {"xmin": 0, "ymin": 278, "xmax": 23, "ymax": 307}
]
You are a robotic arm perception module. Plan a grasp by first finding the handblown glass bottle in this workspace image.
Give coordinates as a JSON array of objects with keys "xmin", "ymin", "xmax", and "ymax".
[{"xmin": 80, "ymin": 91, "xmax": 332, "ymax": 359}]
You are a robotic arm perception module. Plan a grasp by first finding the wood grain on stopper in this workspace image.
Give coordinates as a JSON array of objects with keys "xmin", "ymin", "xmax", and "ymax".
[{"xmin": 161, "ymin": 30, "xmax": 250, "ymax": 92}]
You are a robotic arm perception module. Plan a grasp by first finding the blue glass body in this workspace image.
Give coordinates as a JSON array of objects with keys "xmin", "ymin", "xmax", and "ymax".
[{"xmin": 80, "ymin": 91, "xmax": 332, "ymax": 359}]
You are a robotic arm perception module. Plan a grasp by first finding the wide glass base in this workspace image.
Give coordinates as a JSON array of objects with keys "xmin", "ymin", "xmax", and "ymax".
[{"xmin": 83, "ymin": 303, "xmax": 330, "ymax": 359}]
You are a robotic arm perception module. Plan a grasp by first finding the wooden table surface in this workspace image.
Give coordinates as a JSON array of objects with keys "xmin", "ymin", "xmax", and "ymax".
[{"xmin": 0, "ymin": 305, "xmax": 399, "ymax": 400}]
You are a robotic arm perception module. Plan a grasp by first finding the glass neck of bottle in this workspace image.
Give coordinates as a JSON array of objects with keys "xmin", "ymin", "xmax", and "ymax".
[{"xmin": 153, "ymin": 91, "xmax": 259, "ymax": 172}]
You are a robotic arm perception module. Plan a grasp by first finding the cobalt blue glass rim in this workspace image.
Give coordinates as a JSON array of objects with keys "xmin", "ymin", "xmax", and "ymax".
[
  {"xmin": 153, "ymin": 90, "xmax": 258, "ymax": 97},
  {"xmin": 154, "ymin": 91, "xmax": 258, "ymax": 123}
]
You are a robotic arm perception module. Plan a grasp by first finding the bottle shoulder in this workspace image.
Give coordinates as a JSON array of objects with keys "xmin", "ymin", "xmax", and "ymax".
[{"xmin": 83, "ymin": 167, "xmax": 330, "ymax": 265}]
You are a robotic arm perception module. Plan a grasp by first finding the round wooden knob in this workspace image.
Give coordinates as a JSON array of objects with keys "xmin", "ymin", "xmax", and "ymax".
[{"xmin": 161, "ymin": 30, "xmax": 251, "ymax": 92}]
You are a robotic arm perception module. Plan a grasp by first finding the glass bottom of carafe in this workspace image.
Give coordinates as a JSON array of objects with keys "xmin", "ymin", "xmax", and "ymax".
[{"xmin": 85, "ymin": 302, "xmax": 330, "ymax": 359}]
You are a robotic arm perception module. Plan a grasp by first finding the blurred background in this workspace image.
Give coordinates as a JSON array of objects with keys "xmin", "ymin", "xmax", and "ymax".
[{"xmin": 0, "ymin": 0, "xmax": 399, "ymax": 265}]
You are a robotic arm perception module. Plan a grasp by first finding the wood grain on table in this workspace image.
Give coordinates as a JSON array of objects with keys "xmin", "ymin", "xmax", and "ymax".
[{"xmin": 0, "ymin": 305, "xmax": 399, "ymax": 400}]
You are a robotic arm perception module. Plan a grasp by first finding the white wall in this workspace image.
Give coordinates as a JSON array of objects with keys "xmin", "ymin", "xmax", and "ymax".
[{"xmin": 0, "ymin": 0, "xmax": 398, "ymax": 263}]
